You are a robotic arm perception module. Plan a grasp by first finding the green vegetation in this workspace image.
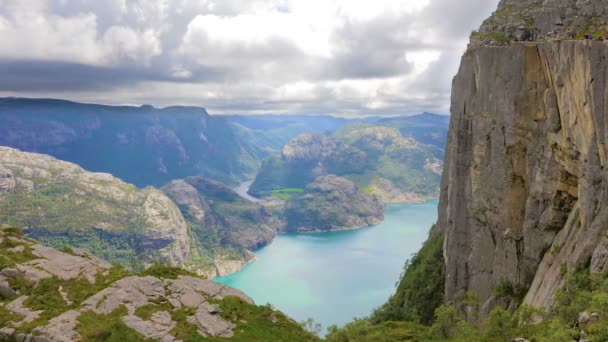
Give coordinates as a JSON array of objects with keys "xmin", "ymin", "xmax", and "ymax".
[
  {"xmin": 140, "ymin": 263, "xmax": 198, "ymax": 279},
  {"xmin": 249, "ymin": 123, "xmax": 445, "ymax": 201},
  {"xmin": 494, "ymin": 280, "xmax": 528, "ymax": 302},
  {"xmin": 135, "ymin": 299, "xmax": 174, "ymax": 321},
  {"xmin": 77, "ymin": 306, "xmax": 149, "ymax": 342},
  {"xmin": 0, "ymin": 305, "xmax": 24, "ymax": 327},
  {"xmin": 330, "ymin": 246, "xmax": 608, "ymax": 342},
  {"xmin": 471, "ymin": 30, "xmax": 512, "ymax": 43},
  {"xmin": 271, "ymin": 188, "xmax": 305, "ymax": 200},
  {"xmin": 371, "ymin": 233, "xmax": 444, "ymax": 325},
  {"xmin": 215, "ymin": 296, "xmax": 319, "ymax": 342},
  {"xmin": 0, "ymin": 235, "xmax": 37, "ymax": 269},
  {"xmin": 63, "ymin": 266, "xmax": 132, "ymax": 304}
]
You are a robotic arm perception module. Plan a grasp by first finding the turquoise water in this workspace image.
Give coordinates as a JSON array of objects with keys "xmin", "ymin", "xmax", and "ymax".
[{"xmin": 214, "ymin": 200, "xmax": 439, "ymax": 330}]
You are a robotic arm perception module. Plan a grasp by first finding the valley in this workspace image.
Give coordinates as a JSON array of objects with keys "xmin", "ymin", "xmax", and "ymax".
[{"xmin": 215, "ymin": 201, "xmax": 439, "ymax": 330}]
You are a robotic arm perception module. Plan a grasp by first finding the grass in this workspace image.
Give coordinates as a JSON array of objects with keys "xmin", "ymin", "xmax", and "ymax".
[
  {"xmin": 0, "ymin": 304, "xmax": 24, "ymax": 327},
  {"xmin": 0, "ymin": 230, "xmax": 37, "ymax": 270},
  {"xmin": 214, "ymin": 296, "xmax": 319, "ymax": 342},
  {"xmin": 134, "ymin": 298, "xmax": 174, "ymax": 321},
  {"xmin": 271, "ymin": 188, "xmax": 305, "ymax": 200},
  {"xmin": 140, "ymin": 263, "xmax": 198, "ymax": 280},
  {"xmin": 63, "ymin": 266, "xmax": 131, "ymax": 305},
  {"xmin": 77, "ymin": 305, "xmax": 149, "ymax": 342}
]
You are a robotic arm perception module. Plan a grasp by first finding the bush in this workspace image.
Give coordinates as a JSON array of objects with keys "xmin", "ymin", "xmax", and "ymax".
[
  {"xmin": 371, "ymin": 234, "xmax": 444, "ymax": 325},
  {"xmin": 483, "ymin": 307, "xmax": 516, "ymax": 341}
]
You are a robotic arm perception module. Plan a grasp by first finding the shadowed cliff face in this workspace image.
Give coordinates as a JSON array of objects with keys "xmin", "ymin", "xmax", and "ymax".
[{"xmin": 439, "ymin": 40, "xmax": 608, "ymax": 319}]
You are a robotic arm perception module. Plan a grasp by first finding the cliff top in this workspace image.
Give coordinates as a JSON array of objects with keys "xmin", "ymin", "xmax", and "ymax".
[
  {"xmin": 472, "ymin": 0, "xmax": 608, "ymax": 45},
  {"xmin": 0, "ymin": 227, "xmax": 318, "ymax": 341}
]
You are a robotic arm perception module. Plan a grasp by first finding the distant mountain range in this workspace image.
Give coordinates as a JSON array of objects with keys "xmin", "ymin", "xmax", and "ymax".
[{"xmin": 0, "ymin": 97, "xmax": 448, "ymax": 189}]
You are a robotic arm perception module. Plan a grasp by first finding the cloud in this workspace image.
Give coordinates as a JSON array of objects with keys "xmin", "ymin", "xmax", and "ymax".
[{"xmin": 0, "ymin": 0, "xmax": 500, "ymax": 116}]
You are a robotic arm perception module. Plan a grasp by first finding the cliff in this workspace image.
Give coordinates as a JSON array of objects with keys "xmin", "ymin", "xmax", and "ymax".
[
  {"xmin": 0, "ymin": 147, "xmax": 277, "ymax": 278},
  {"xmin": 0, "ymin": 227, "xmax": 317, "ymax": 342},
  {"xmin": 438, "ymin": 0, "xmax": 608, "ymax": 320},
  {"xmin": 0, "ymin": 146, "xmax": 191, "ymax": 269}
]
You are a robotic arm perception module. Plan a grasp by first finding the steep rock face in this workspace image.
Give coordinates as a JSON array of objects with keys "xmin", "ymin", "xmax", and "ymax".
[
  {"xmin": 0, "ymin": 146, "xmax": 190, "ymax": 267},
  {"xmin": 284, "ymin": 175, "xmax": 383, "ymax": 232},
  {"xmin": 439, "ymin": 40, "xmax": 608, "ymax": 318}
]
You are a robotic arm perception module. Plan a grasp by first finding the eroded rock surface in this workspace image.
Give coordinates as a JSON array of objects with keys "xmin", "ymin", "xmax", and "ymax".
[{"xmin": 439, "ymin": 39, "xmax": 608, "ymax": 319}]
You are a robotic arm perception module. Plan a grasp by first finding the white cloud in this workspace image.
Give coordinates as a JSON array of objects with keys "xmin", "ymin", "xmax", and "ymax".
[{"xmin": 0, "ymin": 0, "xmax": 500, "ymax": 116}]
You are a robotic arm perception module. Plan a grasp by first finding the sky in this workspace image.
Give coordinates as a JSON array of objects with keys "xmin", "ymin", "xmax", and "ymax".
[{"xmin": 0, "ymin": 0, "xmax": 499, "ymax": 116}]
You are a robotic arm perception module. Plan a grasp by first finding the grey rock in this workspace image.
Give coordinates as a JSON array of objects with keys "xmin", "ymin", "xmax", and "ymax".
[
  {"xmin": 578, "ymin": 311, "xmax": 590, "ymax": 326},
  {"xmin": 579, "ymin": 330, "xmax": 588, "ymax": 342},
  {"xmin": 8, "ymin": 245, "xmax": 25, "ymax": 253},
  {"xmin": 82, "ymin": 276, "xmax": 165, "ymax": 314},
  {"xmin": 6, "ymin": 296, "xmax": 42, "ymax": 325},
  {"xmin": 0, "ymin": 146, "xmax": 192, "ymax": 270},
  {"xmin": 0, "ymin": 276, "xmax": 17, "ymax": 298},
  {"xmin": 27, "ymin": 245, "xmax": 109, "ymax": 283},
  {"xmin": 0, "ymin": 328, "xmax": 15, "ymax": 340},
  {"xmin": 123, "ymin": 311, "xmax": 176, "ymax": 341},
  {"xmin": 187, "ymin": 302, "xmax": 236, "ymax": 338},
  {"xmin": 168, "ymin": 276, "xmax": 253, "ymax": 306},
  {"xmin": 440, "ymin": 29, "xmax": 608, "ymax": 319},
  {"xmin": 32, "ymin": 310, "xmax": 80, "ymax": 342},
  {"xmin": 590, "ymin": 312, "xmax": 599, "ymax": 322}
]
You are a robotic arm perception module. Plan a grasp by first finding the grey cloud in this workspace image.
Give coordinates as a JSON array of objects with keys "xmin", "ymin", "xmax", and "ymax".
[{"xmin": 0, "ymin": 0, "xmax": 501, "ymax": 115}]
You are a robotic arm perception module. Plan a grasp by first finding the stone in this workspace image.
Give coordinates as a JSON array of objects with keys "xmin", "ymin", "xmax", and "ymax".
[
  {"xmin": 0, "ymin": 327, "xmax": 15, "ymax": 340},
  {"xmin": 123, "ymin": 311, "xmax": 176, "ymax": 341},
  {"xmin": 0, "ymin": 146, "xmax": 193, "ymax": 270},
  {"xmin": 579, "ymin": 330, "xmax": 588, "ymax": 342},
  {"xmin": 440, "ymin": 36, "xmax": 608, "ymax": 320},
  {"xmin": 6, "ymin": 296, "xmax": 42, "ymax": 325},
  {"xmin": 32, "ymin": 310, "xmax": 80, "ymax": 342},
  {"xmin": 578, "ymin": 311, "xmax": 590, "ymax": 326},
  {"xmin": 187, "ymin": 302, "xmax": 236, "ymax": 338},
  {"xmin": 82, "ymin": 276, "xmax": 165, "ymax": 314},
  {"xmin": 0, "ymin": 276, "xmax": 17, "ymax": 298},
  {"xmin": 26, "ymin": 245, "xmax": 109, "ymax": 283},
  {"xmin": 590, "ymin": 312, "xmax": 599, "ymax": 322},
  {"xmin": 8, "ymin": 245, "xmax": 25, "ymax": 253},
  {"xmin": 511, "ymin": 338, "xmax": 530, "ymax": 342}
]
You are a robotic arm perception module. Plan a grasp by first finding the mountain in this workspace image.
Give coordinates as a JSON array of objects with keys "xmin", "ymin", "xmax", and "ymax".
[
  {"xmin": 284, "ymin": 175, "xmax": 383, "ymax": 233},
  {"xmin": 225, "ymin": 114, "xmax": 382, "ymax": 157},
  {"xmin": 249, "ymin": 121, "xmax": 445, "ymax": 203},
  {"xmin": 0, "ymin": 227, "xmax": 317, "ymax": 341},
  {"xmin": 0, "ymin": 146, "xmax": 278, "ymax": 277},
  {"xmin": 330, "ymin": 1, "xmax": 608, "ymax": 341},
  {"xmin": 0, "ymin": 97, "xmax": 258, "ymax": 187}
]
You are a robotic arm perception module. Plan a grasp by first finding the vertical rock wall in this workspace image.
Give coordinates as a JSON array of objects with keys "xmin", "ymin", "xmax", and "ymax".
[{"xmin": 439, "ymin": 41, "xmax": 608, "ymax": 318}]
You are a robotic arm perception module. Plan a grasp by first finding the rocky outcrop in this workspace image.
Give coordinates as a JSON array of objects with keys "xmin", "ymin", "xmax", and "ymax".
[
  {"xmin": 0, "ymin": 227, "xmax": 313, "ymax": 342},
  {"xmin": 439, "ymin": 11, "xmax": 608, "ymax": 320},
  {"xmin": 0, "ymin": 146, "xmax": 191, "ymax": 268},
  {"xmin": 472, "ymin": 0, "xmax": 608, "ymax": 45},
  {"xmin": 284, "ymin": 175, "xmax": 383, "ymax": 233}
]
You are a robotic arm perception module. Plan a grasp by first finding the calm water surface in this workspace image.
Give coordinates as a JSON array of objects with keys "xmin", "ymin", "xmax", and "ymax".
[{"xmin": 214, "ymin": 200, "xmax": 438, "ymax": 330}]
